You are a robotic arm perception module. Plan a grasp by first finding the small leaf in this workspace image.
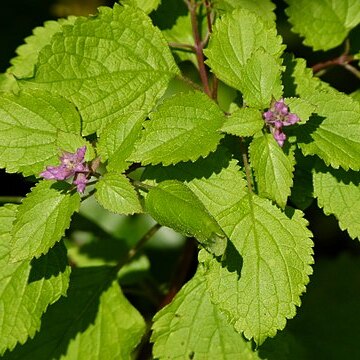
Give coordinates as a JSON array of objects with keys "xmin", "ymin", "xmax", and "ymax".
[
  {"xmin": 21, "ymin": 4, "xmax": 179, "ymax": 135},
  {"xmin": 10, "ymin": 181, "xmax": 80, "ymax": 262},
  {"xmin": 97, "ymin": 111, "xmax": 145, "ymax": 172},
  {"xmin": 0, "ymin": 205, "xmax": 70, "ymax": 355},
  {"xmin": 205, "ymin": 8, "xmax": 284, "ymax": 92},
  {"xmin": 221, "ymin": 107, "xmax": 264, "ymax": 137},
  {"xmin": 145, "ymin": 180, "xmax": 228, "ymax": 256},
  {"xmin": 8, "ymin": 17, "xmax": 76, "ymax": 79},
  {"xmin": 95, "ymin": 172, "xmax": 142, "ymax": 215},
  {"xmin": 4, "ymin": 268, "xmax": 146, "ymax": 359},
  {"xmin": 249, "ymin": 133, "xmax": 295, "ymax": 208},
  {"xmin": 285, "ymin": 0, "xmax": 360, "ymax": 51},
  {"xmin": 152, "ymin": 272, "xmax": 260, "ymax": 359},
  {"xmin": 202, "ymin": 198, "xmax": 313, "ymax": 345},
  {"xmin": 0, "ymin": 90, "xmax": 85, "ymax": 176},
  {"xmin": 131, "ymin": 91, "xmax": 225, "ymax": 166},
  {"xmin": 313, "ymin": 161, "xmax": 360, "ymax": 240}
]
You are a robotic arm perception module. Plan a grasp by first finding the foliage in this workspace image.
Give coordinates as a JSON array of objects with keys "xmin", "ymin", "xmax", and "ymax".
[{"xmin": 1, "ymin": 0, "xmax": 360, "ymax": 358}]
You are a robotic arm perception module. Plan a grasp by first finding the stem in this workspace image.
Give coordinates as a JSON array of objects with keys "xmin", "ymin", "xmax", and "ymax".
[
  {"xmin": 240, "ymin": 138, "xmax": 253, "ymax": 193},
  {"xmin": 0, "ymin": 196, "xmax": 23, "ymax": 204},
  {"xmin": 343, "ymin": 63, "xmax": 360, "ymax": 80},
  {"xmin": 186, "ymin": 0, "xmax": 212, "ymax": 97},
  {"xmin": 81, "ymin": 188, "xmax": 96, "ymax": 201},
  {"xmin": 312, "ymin": 54, "xmax": 354, "ymax": 74},
  {"xmin": 178, "ymin": 74, "xmax": 204, "ymax": 92},
  {"xmin": 116, "ymin": 223, "xmax": 162, "ymax": 271},
  {"xmin": 168, "ymin": 42, "xmax": 196, "ymax": 52}
]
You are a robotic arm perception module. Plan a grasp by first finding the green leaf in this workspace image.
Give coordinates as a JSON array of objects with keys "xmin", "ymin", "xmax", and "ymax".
[
  {"xmin": 97, "ymin": 111, "xmax": 145, "ymax": 172},
  {"xmin": 152, "ymin": 272, "xmax": 260, "ymax": 360},
  {"xmin": 10, "ymin": 181, "xmax": 81, "ymax": 262},
  {"xmin": 249, "ymin": 134, "xmax": 295, "ymax": 208},
  {"xmin": 145, "ymin": 180, "xmax": 228, "ymax": 256},
  {"xmin": 205, "ymin": 8, "xmax": 284, "ymax": 94},
  {"xmin": 0, "ymin": 89, "xmax": 86, "ymax": 176},
  {"xmin": 313, "ymin": 161, "xmax": 360, "ymax": 240},
  {"xmin": 238, "ymin": 49, "xmax": 283, "ymax": 108},
  {"xmin": 21, "ymin": 4, "xmax": 179, "ymax": 135},
  {"xmin": 121, "ymin": 0, "xmax": 161, "ymax": 14},
  {"xmin": 221, "ymin": 107, "xmax": 264, "ymax": 137},
  {"xmin": 297, "ymin": 89, "xmax": 360, "ymax": 170},
  {"xmin": 285, "ymin": 0, "xmax": 360, "ymax": 51},
  {"xmin": 214, "ymin": 0, "xmax": 276, "ymax": 25},
  {"xmin": 202, "ymin": 200, "xmax": 313, "ymax": 345},
  {"xmin": 3, "ymin": 267, "xmax": 146, "ymax": 359},
  {"xmin": 0, "ymin": 205, "xmax": 70, "ymax": 355},
  {"xmin": 0, "ymin": 73, "xmax": 19, "ymax": 92},
  {"xmin": 8, "ymin": 17, "xmax": 77, "ymax": 79},
  {"xmin": 131, "ymin": 91, "xmax": 225, "ymax": 165},
  {"xmin": 95, "ymin": 172, "xmax": 142, "ymax": 215}
]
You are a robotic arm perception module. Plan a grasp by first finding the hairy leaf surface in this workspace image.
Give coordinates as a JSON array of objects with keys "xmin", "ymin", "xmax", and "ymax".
[
  {"xmin": 95, "ymin": 172, "xmax": 142, "ymax": 215},
  {"xmin": 205, "ymin": 8, "xmax": 284, "ymax": 101},
  {"xmin": 0, "ymin": 90, "xmax": 85, "ymax": 176},
  {"xmin": 152, "ymin": 272, "xmax": 260, "ymax": 359},
  {"xmin": 221, "ymin": 107, "xmax": 264, "ymax": 137},
  {"xmin": 313, "ymin": 162, "xmax": 360, "ymax": 240},
  {"xmin": 97, "ymin": 111, "xmax": 145, "ymax": 172},
  {"xmin": 9, "ymin": 17, "xmax": 76, "ymax": 78},
  {"xmin": 4, "ymin": 268, "xmax": 145, "ymax": 359},
  {"xmin": 21, "ymin": 4, "xmax": 179, "ymax": 135},
  {"xmin": 131, "ymin": 91, "xmax": 225, "ymax": 165},
  {"xmin": 145, "ymin": 180, "xmax": 227, "ymax": 256},
  {"xmin": 249, "ymin": 134, "xmax": 295, "ymax": 208},
  {"xmin": 0, "ymin": 205, "xmax": 70, "ymax": 355},
  {"xmin": 285, "ymin": 0, "xmax": 360, "ymax": 50},
  {"xmin": 10, "ymin": 181, "xmax": 80, "ymax": 262}
]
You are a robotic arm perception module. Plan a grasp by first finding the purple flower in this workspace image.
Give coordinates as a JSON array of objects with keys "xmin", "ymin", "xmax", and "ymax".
[
  {"xmin": 263, "ymin": 98, "xmax": 300, "ymax": 147},
  {"xmin": 40, "ymin": 146, "xmax": 90, "ymax": 193}
]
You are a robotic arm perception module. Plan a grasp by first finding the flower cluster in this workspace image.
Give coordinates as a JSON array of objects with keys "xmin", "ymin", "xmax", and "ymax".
[
  {"xmin": 40, "ymin": 146, "xmax": 90, "ymax": 193},
  {"xmin": 263, "ymin": 98, "xmax": 300, "ymax": 147}
]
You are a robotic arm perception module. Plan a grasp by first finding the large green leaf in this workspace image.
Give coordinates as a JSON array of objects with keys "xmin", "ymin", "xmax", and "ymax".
[
  {"xmin": 131, "ymin": 91, "xmax": 225, "ymax": 165},
  {"xmin": 285, "ymin": 0, "xmax": 360, "ymax": 51},
  {"xmin": 313, "ymin": 161, "xmax": 360, "ymax": 240},
  {"xmin": 202, "ymin": 200, "xmax": 313, "ymax": 345},
  {"xmin": 143, "ymin": 151, "xmax": 313, "ymax": 345},
  {"xmin": 8, "ymin": 17, "xmax": 76, "ymax": 79},
  {"xmin": 0, "ymin": 205, "xmax": 70, "ymax": 355},
  {"xmin": 21, "ymin": 4, "xmax": 179, "ymax": 135},
  {"xmin": 95, "ymin": 172, "xmax": 142, "ymax": 215},
  {"xmin": 10, "ymin": 181, "xmax": 81, "ymax": 262},
  {"xmin": 3, "ymin": 267, "xmax": 146, "ymax": 359},
  {"xmin": 152, "ymin": 272, "xmax": 260, "ymax": 360},
  {"xmin": 205, "ymin": 8, "xmax": 284, "ymax": 104},
  {"xmin": 0, "ymin": 89, "xmax": 86, "ymax": 176},
  {"xmin": 214, "ymin": 0, "xmax": 276, "ymax": 24},
  {"xmin": 145, "ymin": 180, "xmax": 228, "ymax": 256},
  {"xmin": 249, "ymin": 134, "xmax": 295, "ymax": 208},
  {"xmin": 97, "ymin": 111, "xmax": 145, "ymax": 172}
]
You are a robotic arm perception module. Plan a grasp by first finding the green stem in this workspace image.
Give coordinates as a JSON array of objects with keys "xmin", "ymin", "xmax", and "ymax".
[{"xmin": 132, "ymin": 180, "xmax": 153, "ymax": 192}]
